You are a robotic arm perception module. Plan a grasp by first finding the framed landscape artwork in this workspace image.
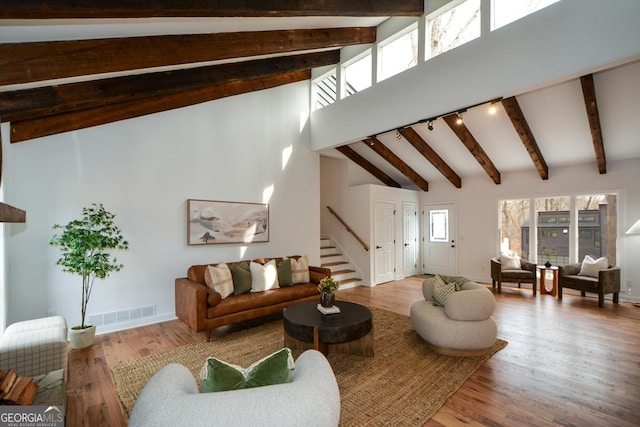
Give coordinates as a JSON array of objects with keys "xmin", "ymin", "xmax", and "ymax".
[{"xmin": 187, "ymin": 199, "xmax": 269, "ymax": 245}]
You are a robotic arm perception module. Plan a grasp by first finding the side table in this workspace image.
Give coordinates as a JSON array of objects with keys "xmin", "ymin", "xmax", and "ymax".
[{"xmin": 538, "ymin": 266, "xmax": 559, "ymax": 296}]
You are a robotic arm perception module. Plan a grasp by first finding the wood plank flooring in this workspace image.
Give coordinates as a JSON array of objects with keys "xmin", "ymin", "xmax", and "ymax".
[{"xmin": 65, "ymin": 278, "xmax": 640, "ymax": 426}]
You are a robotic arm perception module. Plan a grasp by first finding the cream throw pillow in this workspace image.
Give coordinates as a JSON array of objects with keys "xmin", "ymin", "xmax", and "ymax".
[
  {"xmin": 500, "ymin": 251, "xmax": 521, "ymax": 270},
  {"xmin": 250, "ymin": 260, "xmax": 280, "ymax": 292},
  {"xmin": 579, "ymin": 255, "xmax": 609, "ymax": 277},
  {"xmin": 204, "ymin": 263, "xmax": 234, "ymax": 299},
  {"xmin": 289, "ymin": 256, "xmax": 310, "ymax": 284}
]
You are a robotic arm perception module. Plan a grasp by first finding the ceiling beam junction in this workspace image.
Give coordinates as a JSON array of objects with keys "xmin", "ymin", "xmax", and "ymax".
[
  {"xmin": 363, "ymin": 137, "xmax": 429, "ymax": 191},
  {"xmin": 501, "ymin": 97, "xmax": 549, "ymax": 180},
  {"xmin": 442, "ymin": 114, "xmax": 501, "ymax": 185},
  {"xmin": 335, "ymin": 146, "xmax": 401, "ymax": 188},
  {"xmin": 399, "ymin": 127, "xmax": 462, "ymax": 188}
]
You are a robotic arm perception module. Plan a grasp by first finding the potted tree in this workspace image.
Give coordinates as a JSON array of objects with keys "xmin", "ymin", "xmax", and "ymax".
[{"xmin": 50, "ymin": 203, "xmax": 129, "ymax": 349}]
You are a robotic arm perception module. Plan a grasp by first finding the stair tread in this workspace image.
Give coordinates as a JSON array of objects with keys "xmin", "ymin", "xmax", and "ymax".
[
  {"xmin": 332, "ymin": 269, "xmax": 356, "ymax": 275},
  {"xmin": 321, "ymin": 261, "xmax": 349, "ymax": 267},
  {"xmin": 320, "ymin": 246, "xmax": 336, "ymax": 250},
  {"xmin": 320, "ymin": 253, "xmax": 342, "ymax": 258}
]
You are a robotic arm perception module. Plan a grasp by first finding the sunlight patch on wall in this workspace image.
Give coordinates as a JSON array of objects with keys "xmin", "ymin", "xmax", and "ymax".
[
  {"xmin": 299, "ymin": 110, "xmax": 309, "ymax": 133},
  {"xmin": 239, "ymin": 246, "xmax": 248, "ymax": 259},
  {"xmin": 263, "ymin": 184, "xmax": 274, "ymax": 204},
  {"xmin": 282, "ymin": 145, "xmax": 292, "ymax": 170}
]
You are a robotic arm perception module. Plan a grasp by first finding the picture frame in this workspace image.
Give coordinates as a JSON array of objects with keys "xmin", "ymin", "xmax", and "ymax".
[{"xmin": 187, "ymin": 199, "xmax": 269, "ymax": 245}]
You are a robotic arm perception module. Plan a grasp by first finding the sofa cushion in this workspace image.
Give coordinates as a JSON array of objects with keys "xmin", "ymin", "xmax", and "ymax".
[
  {"xmin": 204, "ymin": 263, "xmax": 234, "ymax": 299},
  {"xmin": 579, "ymin": 255, "xmax": 609, "ymax": 278},
  {"xmin": 432, "ymin": 275, "xmax": 457, "ymax": 307},
  {"xmin": 207, "ymin": 283, "xmax": 318, "ymax": 318},
  {"xmin": 199, "ymin": 348, "xmax": 294, "ymax": 393},
  {"xmin": 276, "ymin": 258, "xmax": 294, "ymax": 287},
  {"xmin": 500, "ymin": 251, "xmax": 521, "ymax": 270},
  {"xmin": 250, "ymin": 260, "xmax": 280, "ymax": 292},
  {"xmin": 289, "ymin": 256, "xmax": 310, "ymax": 284},
  {"xmin": 501, "ymin": 269, "xmax": 534, "ymax": 280},
  {"xmin": 231, "ymin": 262, "xmax": 252, "ymax": 295}
]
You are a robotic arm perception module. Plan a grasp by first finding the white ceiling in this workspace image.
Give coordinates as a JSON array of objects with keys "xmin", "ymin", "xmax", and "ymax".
[{"xmin": 322, "ymin": 58, "xmax": 640, "ymax": 187}]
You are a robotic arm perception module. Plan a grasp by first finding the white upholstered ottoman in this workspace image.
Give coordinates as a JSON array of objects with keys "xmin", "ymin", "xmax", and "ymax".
[
  {"xmin": 0, "ymin": 316, "xmax": 68, "ymax": 377},
  {"xmin": 410, "ymin": 278, "xmax": 497, "ymax": 356}
]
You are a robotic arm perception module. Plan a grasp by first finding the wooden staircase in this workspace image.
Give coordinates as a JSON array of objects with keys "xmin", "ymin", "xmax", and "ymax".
[{"xmin": 320, "ymin": 236, "xmax": 362, "ymax": 289}]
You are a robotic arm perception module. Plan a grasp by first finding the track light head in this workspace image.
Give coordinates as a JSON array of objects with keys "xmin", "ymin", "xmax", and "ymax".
[
  {"xmin": 455, "ymin": 112, "xmax": 463, "ymax": 125},
  {"xmin": 427, "ymin": 120, "xmax": 434, "ymax": 131},
  {"xmin": 395, "ymin": 129, "xmax": 403, "ymax": 139},
  {"xmin": 488, "ymin": 102, "xmax": 497, "ymax": 115}
]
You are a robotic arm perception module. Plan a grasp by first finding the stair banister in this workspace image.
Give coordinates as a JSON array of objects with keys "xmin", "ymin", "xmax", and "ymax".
[{"xmin": 326, "ymin": 206, "xmax": 369, "ymax": 252}]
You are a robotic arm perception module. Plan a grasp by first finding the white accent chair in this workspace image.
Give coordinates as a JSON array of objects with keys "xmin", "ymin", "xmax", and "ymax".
[
  {"xmin": 0, "ymin": 316, "xmax": 68, "ymax": 377},
  {"xmin": 129, "ymin": 349, "xmax": 341, "ymax": 427},
  {"xmin": 410, "ymin": 278, "xmax": 497, "ymax": 356}
]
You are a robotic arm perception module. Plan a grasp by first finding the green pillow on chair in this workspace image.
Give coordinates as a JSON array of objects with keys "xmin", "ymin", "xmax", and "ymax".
[{"xmin": 199, "ymin": 348, "xmax": 294, "ymax": 393}]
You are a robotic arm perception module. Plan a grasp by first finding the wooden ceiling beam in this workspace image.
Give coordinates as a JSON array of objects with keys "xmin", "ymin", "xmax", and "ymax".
[
  {"xmin": 399, "ymin": 127, "xmax": 461, "ymax": 188},
  {"xmin": 0, "ymin": 51, "xmax": 339, "ymax": 123},
  {"xmin": 0, "ymin": 27, "xmax": 376, "ymax": 86},
  {"xmin": 363, "ymin": 137, "xmax": 429, "ymax": 191},
  {"xmin": 0, "ymin": 0, "xmax": 424, "ymax": 19},
  {"xmin": 443, "ymin": 114, "xmax": 501, "ymax": 184},
  {"xmin": 335, "ymin": 146, "xmax": 401, "ymax": 188},
  {"xmin": 10, "ymin": 70, "xmax": 310, "ymax": 143},
  {"xmin": 580, "ymin": 74, "xmax": 607, "ymax": 174},
  {"xmin": 501, "ymin": 96, "xmax": 549, "ymax": 180}
]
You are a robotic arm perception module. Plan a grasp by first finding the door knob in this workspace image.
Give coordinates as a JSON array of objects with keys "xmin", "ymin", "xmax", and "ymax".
[{"xmin": 376, "ymin": 245, "xmax": 382, "ymax": 249}]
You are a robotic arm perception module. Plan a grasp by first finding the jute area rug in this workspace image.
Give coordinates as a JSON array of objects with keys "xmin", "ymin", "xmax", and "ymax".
[{"xmin": 112, "ymin": 307, "xmax": 506, "ymax": 426}]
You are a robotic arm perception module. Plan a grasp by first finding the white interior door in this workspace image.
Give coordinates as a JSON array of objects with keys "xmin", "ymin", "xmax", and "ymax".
[
  {"xmin": 403, "ymin": 202, "xmax": 419, "ymax": 277},
  {"xmin": 423, "ymin": 203, "xmax": 457, "ymax": 276},
  {"xmin": 374, "ymin": 201, "xmax": 395, "ymax": 284}
]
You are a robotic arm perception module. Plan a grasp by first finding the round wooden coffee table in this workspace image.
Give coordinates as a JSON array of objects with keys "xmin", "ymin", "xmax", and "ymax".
[{"xmin": 283, "ymin": 301, "xmax": 374, "ymax": 356}]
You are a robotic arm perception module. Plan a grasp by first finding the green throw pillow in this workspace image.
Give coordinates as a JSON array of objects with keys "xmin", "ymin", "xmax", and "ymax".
[
  {"xmin": 432, "ymin": 274, "xmax": 457, "ymax": 307},
  {"xmin": 200, "ymin": 348, "xmax": 294, "ymax": 393},
  {"xmin": 231, "ymin": 262, "xmax": 252, "ymax": 295},
  {"xmin": 276, "ymin": 258, "xmax": 293, "ymax": 287}
]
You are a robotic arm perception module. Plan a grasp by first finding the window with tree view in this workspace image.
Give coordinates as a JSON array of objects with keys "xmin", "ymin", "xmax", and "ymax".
[
  {"xmin": 427, "ymin": 0, "xmax": 480, "ymax": 59},
  {"xmin": 499, "ymin": 193, "xmax": 617, "ymax": 266}
]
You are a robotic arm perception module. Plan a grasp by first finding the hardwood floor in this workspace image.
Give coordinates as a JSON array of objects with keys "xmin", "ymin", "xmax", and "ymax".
[{"xmin": 66, "ymin": 278, "xmax": 640, "ymax": 426}]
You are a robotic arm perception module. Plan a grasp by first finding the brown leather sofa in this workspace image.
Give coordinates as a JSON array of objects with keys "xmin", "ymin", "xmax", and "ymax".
[{"xmin": 175, "ymin": 256, "xmax": 331, "ymax": 341}]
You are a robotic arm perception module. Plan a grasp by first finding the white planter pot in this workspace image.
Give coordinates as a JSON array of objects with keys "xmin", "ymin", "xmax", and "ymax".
[{"xmin": 69, "ymin": 325, "xmax": 96, "ymax": 349}]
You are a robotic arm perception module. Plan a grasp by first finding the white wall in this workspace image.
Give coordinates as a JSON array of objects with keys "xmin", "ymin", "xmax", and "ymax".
[
  {"xmin": 2, "ymin": 81, "xmax": 321, "ymax": 332},
  {"xmin": 321, "ymin": 156, "xmax": 640, "ymax": 297},
  {"xmin": 320, "ymin": 156, "xmax": 420, "ymax": 286},
  {"xmin": 310, "ymin": 0, "xmax": 640, "ymax": 150}
]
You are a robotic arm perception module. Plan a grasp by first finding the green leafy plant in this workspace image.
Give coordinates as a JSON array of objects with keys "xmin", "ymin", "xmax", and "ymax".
[
  {"xmin": 541, "ymin": 247, "xmax": 556, "ymax": 259},
  {"xmin": 318, "ymin": 276, "xmax": 340, "ymax": 293},
  {"xmin": 49, "ymin": 203, "xmax": 129, "ymax": 329}
]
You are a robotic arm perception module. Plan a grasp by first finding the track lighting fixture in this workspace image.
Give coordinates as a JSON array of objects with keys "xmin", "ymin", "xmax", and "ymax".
[
  {"xmin": 455, "ymin": 112, "xmax": 463, "ymax": 125},
  {"xmin": 488, "ymin": 101, "xmax": 497, "ymax": 115},
  {"xmin": 427, "ymin": 120, "xmax": 434, "ymax": 131},
  {"xmin": 396, "ymin": 129, "xmax": 403, "ymax": 139}
]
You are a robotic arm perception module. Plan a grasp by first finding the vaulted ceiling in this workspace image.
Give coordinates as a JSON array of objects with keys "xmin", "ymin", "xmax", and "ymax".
[
  {"xmin": 324, "ymin": 59, "xmax": 640, "ymax": 190},
  {"xmin": 1, "ymin": 0, "xmax": 639, "ymax": 193}
]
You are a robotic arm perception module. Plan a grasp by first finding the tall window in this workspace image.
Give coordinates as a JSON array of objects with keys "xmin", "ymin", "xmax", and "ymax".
[
  {"xmin": 577, "ymin": 194, "xmax": 617, "ymax": 264},
  {"xmin": 499, "ymin": 199, "xmax": 530, "ymax": 257},
  {"xmin": 492, "ymin": 0, "xmax": 561, "ymax": 30},
  {"xmin": 313, "ymin": 70, "xmax": 337, "ymax": 110},
  {"xmin": 427, "ymin": 0, "xmax": 481, "ymax": 59},
  {"xmin": 378, "ymin": 25, "xmax": 418, "ymax": 82},
  {"xmin": 536, "ymin": 196, "xmax": 570, "ymax": 266},
  {"xmin": 500, "ymin": 193, "xmax": 617, "ymax": 265},
  {"xmin": 343, "ymin": 51, "xmax": 372, "ymax": 98}
]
